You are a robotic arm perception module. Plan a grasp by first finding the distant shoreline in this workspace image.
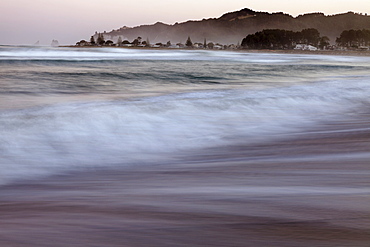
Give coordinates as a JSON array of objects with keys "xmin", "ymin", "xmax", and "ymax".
[
  {"xmin": 243, "ymin": 49, "xmax": 370, "ymax": 57},
  {"xmin": 62, "ymin": 45, "xmax": 370, "ymax": 57}
]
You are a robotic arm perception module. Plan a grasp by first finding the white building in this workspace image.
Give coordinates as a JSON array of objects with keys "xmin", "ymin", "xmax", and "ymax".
[{"xmin": 294, "ymin": 44, "xmax": 318, "ymax": 51}]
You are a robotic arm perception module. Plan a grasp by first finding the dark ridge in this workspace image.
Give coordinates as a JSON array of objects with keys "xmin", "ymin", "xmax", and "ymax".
[{"xmin": 95, "ymin": 8, "xmax": 370, "ymax": 45}]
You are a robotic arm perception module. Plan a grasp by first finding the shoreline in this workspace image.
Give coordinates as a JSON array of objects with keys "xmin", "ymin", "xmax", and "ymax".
[
  {"xmin": 61, "ymin": 45, "xmax": 370, "ymax": 57},
  {"xmin": 1, "ymin": 44, "xmax": 370, "ymax": 246},
  {"xmin": 1, "ymin": 113, "xmax": 369, "ymax": 246},
  {"xmin": 242, "ymin": 49, "xmax": 370, "ymax": 57}
]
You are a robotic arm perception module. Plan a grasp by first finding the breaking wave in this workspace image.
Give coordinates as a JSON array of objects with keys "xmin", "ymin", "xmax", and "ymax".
[{"xmin": 1, "ymin": 76, "xmax": 369, "ymax": 184}]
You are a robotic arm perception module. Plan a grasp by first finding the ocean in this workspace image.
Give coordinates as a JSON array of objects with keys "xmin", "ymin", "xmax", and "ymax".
[
  {"xmin": 1, "ymin": 46, "xmax": 370, "ymax": 246},
  {"xmin": 1, "ymin": 45, "xmax": 370, "ymax": 185}
]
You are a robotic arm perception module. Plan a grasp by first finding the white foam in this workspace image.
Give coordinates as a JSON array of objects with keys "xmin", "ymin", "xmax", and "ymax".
[
  {"xmin": 1, "ymin": 75, "xmax": 369, "ymax": 184},
  {"xmin": 1, "ymin": 47, "xmax": 370, "ymax": 185},
  {"xmin": 2, "ymin": 46, "xmax": 369, "ymax": 63}
]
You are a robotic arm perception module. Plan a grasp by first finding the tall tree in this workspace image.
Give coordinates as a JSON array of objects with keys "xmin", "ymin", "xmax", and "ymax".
[
  {"xmin": 319, "ymin": 36, "xmax": 330, "ymax": 49},
  {"xmin": 185, "ymin": 36, "xmax": 193, "ymax": 47},
  {"xmin": 96, "ymin": 33, "xmax": 105, "ymax": 45},
  {"xmin": 301, "ymin": 28, "xmax": 320, "ymax": 46},
  {"xmin": 90, "ymin": 36, "xmax": 96, "ymax": 45}
]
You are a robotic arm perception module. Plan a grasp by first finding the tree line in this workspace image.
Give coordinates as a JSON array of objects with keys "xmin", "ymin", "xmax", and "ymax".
[
  {"xmin": 77, "ymin": 28, "xmax": 370, "ymax": 50},
  {"xmin": 241, "ymin": 28, "xmax": 330, "ymax": 50},
  {"xmin": 336, "ymin": 29, "xmax": 370, "ymax": 48},
  {"xmin": 76, "ymin": 34, "xmax": 236, "ymax": 49},
  {"xmin": 76, "ymin": 34, "xmax": 147, "ymax": 47}
]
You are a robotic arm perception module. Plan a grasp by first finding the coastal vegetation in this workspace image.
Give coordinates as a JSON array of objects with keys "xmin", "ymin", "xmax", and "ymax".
[
  {"xmin": 336, "ymin": 29, "xmax": 370, "ymax": 49},
  {"xmin": 76, "ymin": 8, "xmax": 370, "ymax": 50},
  {"xmin": 240, "ymin": 28, "xmax": 370, "ymax": 51},
  {"xmin": 76, "ymin": 35, "xmax": 233, "ymax": 50},
  {"xmin": 74, "ymin": 8, "xmax": 370, "ymax": 52},
  {"xmin": 76, "ymin": 28, "xmax": 370, "ymax": 52},
  {"xmin": 91, "ymin": 8, "xmax": 370, "ymax": 46},
  {"xmin": 240, "ymin": 28, "xmax": 329, "ymax": 50}
]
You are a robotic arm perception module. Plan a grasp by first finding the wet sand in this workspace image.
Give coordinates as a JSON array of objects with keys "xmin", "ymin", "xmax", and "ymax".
[{"xmin": 1, "ymin": 115, "xmax": 370, "ymax": 246}]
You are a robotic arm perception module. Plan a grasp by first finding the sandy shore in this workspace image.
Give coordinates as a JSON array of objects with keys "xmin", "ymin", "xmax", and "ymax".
[{"xmin": 1, "ymin": 114, "xmax": 370, "ymax": 246}]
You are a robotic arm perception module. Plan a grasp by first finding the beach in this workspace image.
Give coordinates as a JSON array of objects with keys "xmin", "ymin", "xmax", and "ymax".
[
  {"xmin": 65, "ymin": 45, "xmax": 370, "ymax": 57},
  {"xmin": 1, "ymin": 46, "xmax": 370, "ymax": 246},
  {"xmin": 1, "ymin": 113, "xmax": 369, "ymax": 247}
]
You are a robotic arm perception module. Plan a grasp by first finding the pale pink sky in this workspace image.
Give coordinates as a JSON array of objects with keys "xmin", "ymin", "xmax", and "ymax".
[{"xmin": 1, "ymin": 0, "xmax": 369, "ymax": 45}]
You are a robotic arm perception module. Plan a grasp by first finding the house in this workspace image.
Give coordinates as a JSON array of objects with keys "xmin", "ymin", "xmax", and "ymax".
[
  {"xmin": 358, "ymin": 46, "xmax": 369, "ymax": 51},
  {"xmin": 176, "ymin": 43, "xmax": 185, "ymax": 48},
  {"xmin": 294, "ymin": 44, "xmax": 318, "ymax": 51},
  {"xmin": 193, "ymin": 43, "xmax": 204, "ymax": 49},
  {"xmin": 213, "ymin": 44, "xmax": 223, "ymax": 50}
]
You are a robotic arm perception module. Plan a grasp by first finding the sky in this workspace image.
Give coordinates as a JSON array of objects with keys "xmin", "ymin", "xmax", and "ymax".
[{"xmin": 1, "ymin": 0, "xmax": 369, "ymax": 45}]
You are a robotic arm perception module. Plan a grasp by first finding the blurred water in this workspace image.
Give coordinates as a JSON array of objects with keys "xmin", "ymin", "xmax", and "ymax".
[{"xmin": 1, "ymin": 46, "xmax": 370, "ymax": 184}]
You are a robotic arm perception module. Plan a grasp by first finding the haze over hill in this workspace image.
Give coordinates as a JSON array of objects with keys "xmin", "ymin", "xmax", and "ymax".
[{"xmin": 96, "ymin": 8, "xmax": 370, "ymax": 45}]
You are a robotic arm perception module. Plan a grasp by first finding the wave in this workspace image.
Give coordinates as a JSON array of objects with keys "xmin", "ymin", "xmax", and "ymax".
[
  {"xmin": 2, "ymin": 46, "xmax": 368, "ymax": 63},
  {"xmin": 1, "ymin": 77, "xmax": 369, "ymax": 185},
  {"xmin": 1, "ymin": 46, "xmax": 370, "ymax": 184},
  {"xmin": 2, "ymin": 47, "xmax": 370, "ymax": 97}
]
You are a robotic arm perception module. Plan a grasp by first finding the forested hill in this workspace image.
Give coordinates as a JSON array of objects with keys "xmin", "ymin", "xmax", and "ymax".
[{"xmin": 98, "ymin": 8, "xmax": 370, "ymax": 45}]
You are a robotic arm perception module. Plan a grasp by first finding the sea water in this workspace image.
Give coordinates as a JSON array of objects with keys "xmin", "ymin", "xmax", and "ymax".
[{"xmin": 1, "ymin": 46, "xmax": 370, "ymax": 184}]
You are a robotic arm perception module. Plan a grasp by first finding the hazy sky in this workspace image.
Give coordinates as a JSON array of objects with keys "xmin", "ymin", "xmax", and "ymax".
[{"xmin": 1, "ymin": 0, "xmax": 369, "ymax": 45}]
